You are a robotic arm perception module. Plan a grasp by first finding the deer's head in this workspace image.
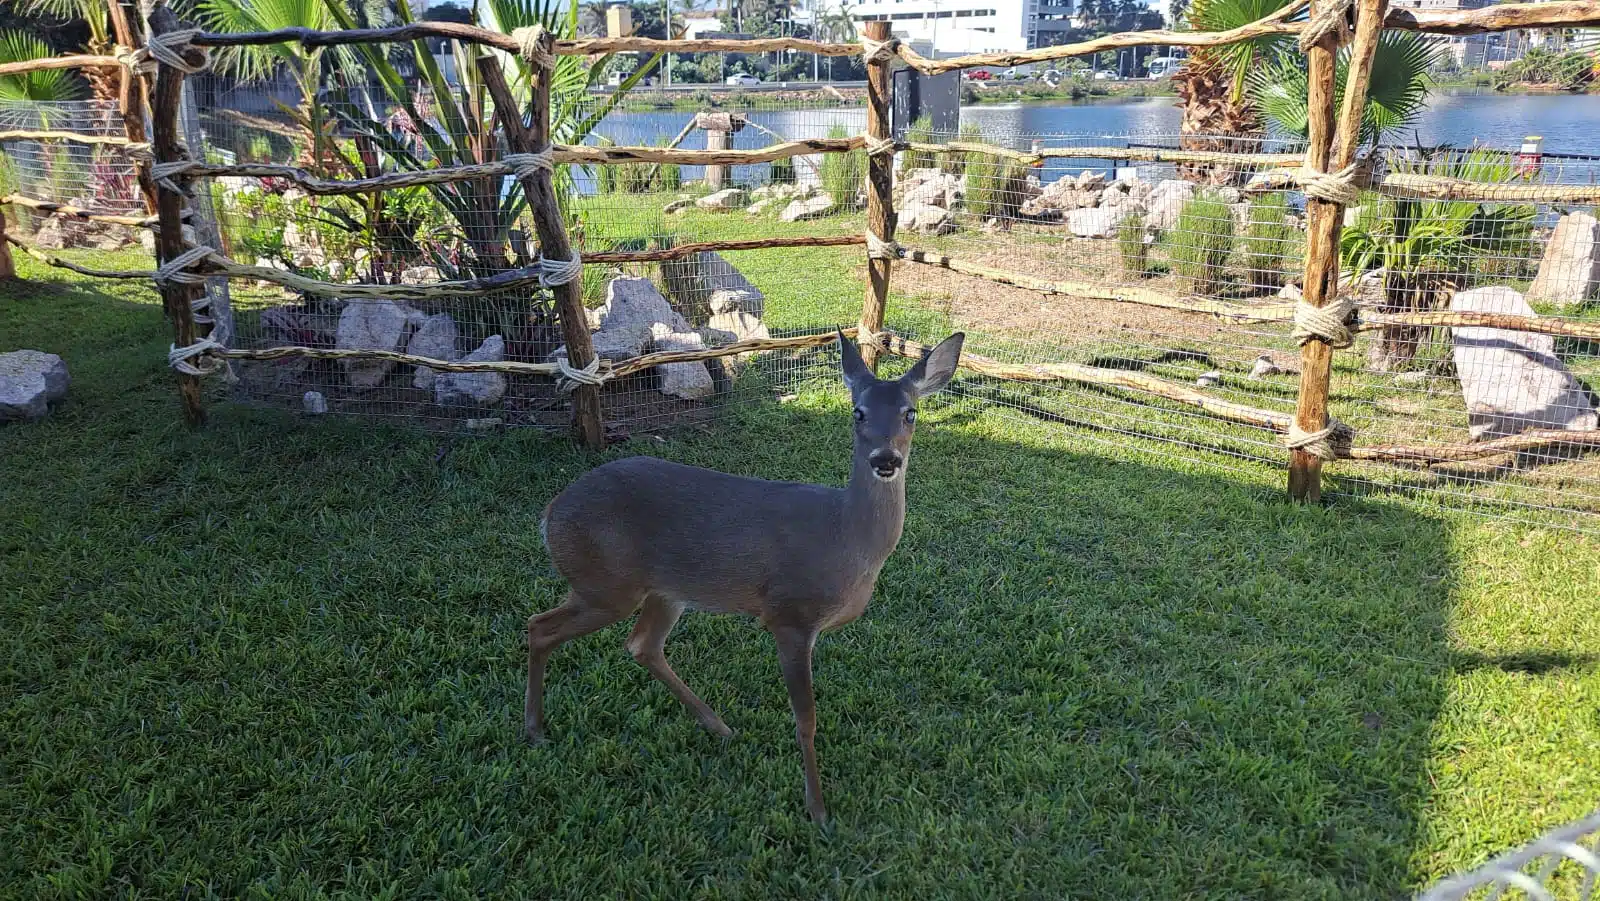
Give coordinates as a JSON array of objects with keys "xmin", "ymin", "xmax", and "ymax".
[{"xmin": 838, "ymin": 331, "xmax": 965, "ymax": 482}]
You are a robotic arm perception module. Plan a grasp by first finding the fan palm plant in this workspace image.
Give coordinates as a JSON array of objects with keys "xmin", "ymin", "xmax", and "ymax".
[
  {"xmin": 1247, "ymin": 30, "xmax": 1436, "ymax": 146},
  {"xmin": 1341, "ymin": 147, "xmax": 1537, "ymax": 371},
  {"xmin": 0, "ymin": 30, "xmax": 85, "ymax": 110},
  {"xmin": 194, "ymin": 0, "xmax": 349, "ymax": 171},
  {"xmin": 13, "ymin": 0, "xmax": 120, "ymax": 103}
]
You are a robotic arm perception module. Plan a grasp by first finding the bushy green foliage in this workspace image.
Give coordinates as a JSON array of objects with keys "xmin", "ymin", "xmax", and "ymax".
[
  {"xmin": 1238, "ymin": 192, "xmax": 1297, "ymax": 291},
  {"xmin": 819, "ymin": 123, "xmax": 865, "ymax": 208},
  {"xmin": 900, "ymin": 115, "xmax": 938, "ymax": 174},
  {"xmin": 769, "ymin": 156, "xmax": 796, "ymax": 185},
  {"xmin": 595, "ymin": 138, "xmax": 682, "ymax": 194},
  {"xmin": 939, "ymin": 123, "xmax": 984, "ymax": 176},
  {"xmin": 1493, "ymin": 47, "xmax": 1595, "ymax": 92},
  {"xmin": 1167, "ymin": 195, "xmax": 1236, "ymax": 294},
  {"xmin": 1118, "ymin": 212, "xmax": 1151, "ymax": 278},
  {"xmin": 965, "ymin": 151, "xmax": 1033, "ymax": 221}
]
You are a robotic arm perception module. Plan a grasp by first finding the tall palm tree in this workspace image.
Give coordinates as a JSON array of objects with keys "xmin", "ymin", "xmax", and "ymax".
[{"xmin": 1171, "ymin": 0, "xmax": 1294, "ymax": 174}]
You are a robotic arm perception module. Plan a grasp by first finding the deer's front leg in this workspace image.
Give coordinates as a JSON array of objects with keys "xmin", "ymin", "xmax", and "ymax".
[{"xmin": 772, "ymin": 625, "xmax": 826, "ymax": 824}]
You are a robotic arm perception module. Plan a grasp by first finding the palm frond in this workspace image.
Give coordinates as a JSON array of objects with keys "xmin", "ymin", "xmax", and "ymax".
[
  {"xmin": 1185, "ymin": 0, "xmax": 1297, "ymax": 102},
  {"xmin": 0, "ymin": 30, "xmax": 85, "ymax": 104}
]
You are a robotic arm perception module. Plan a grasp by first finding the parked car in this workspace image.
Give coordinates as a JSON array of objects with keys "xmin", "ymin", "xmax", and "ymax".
[
  {"xmin": 725, "ymin": 73, "xmax": 759, "ymax": 86},
  {"xmin": 964, "ymin": 69, "xmax": 993, "ymax": 81},
  {"xmin": 1092, "ymin": 70, "xmax": 1118, "ymax": 80}
]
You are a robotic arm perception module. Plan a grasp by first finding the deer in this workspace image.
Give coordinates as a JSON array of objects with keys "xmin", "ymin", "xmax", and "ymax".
[{"xmin": 526, "ymin": 330, "xmax": 965, "ymax": 824}]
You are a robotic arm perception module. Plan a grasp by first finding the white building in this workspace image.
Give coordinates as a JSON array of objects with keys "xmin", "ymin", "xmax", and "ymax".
[{"xmin": 847, "ymin": 0, "xmax": 1078, "ymax": 56}]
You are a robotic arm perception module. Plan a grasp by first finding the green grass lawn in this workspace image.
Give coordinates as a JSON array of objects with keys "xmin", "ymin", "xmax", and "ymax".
[{"xmin": 4, "ymin": 250, "xmax": 1600, "ymax": 900}]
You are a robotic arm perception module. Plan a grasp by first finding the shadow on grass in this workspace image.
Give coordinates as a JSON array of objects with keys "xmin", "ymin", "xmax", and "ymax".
[{"xmin": 2, "ymin": 265, "xmax": 1459, "ymax": 899}]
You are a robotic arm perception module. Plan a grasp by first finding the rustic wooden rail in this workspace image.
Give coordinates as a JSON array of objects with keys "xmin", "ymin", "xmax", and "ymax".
[
  {"xmin": 0, "ymin": 130, "xmax": 143, "ymax": 147},
  {"xmin": 4, "ymin": 0, "xmax": 1595, "ymax": 507},
  {"xmin": 1, "ymin": 195, "xmax": 160, "ymax": 228}
]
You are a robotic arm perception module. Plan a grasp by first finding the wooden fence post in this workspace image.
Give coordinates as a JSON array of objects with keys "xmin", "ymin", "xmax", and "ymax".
[
  {"xmin": 476, "ymin": 51, "xmax": 606, "ymax": 451},
  {"xmin": 1288, "ymin": 0, "xmax": 1387, "ymax": 502},
  {"xmin": 148, "ymin": 7, "xmax": 210, "ymax": 427},
  {"xmin": 859, "ymin": 20, "xmax": 895, "ymax": 372},
  {"xmin": 106, "ymin": 0, "xmax": 159, "ymax": 214},
  {"xmin": 0, "ymin": 211, "xmax": 15, "ymax": 280}
]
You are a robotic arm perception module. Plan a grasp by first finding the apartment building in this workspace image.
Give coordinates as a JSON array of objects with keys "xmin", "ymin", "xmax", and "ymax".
[{"xmin": 847, "ymin": 0, "xmax": 1078, "ymax": 56}]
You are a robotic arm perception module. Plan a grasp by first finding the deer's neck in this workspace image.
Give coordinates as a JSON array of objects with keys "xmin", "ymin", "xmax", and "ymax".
[{"xmin": 844, "ymin": 455, "xmax": 908, "ymax": 566}]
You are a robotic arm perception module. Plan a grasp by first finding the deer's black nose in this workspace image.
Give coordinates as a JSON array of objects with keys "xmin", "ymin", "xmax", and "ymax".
[{"xmin": 869, "ymin": 450, "xmax": 903, "ymax": 479}]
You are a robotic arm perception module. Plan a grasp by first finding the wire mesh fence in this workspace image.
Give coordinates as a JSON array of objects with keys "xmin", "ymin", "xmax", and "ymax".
[
  {"xmin": 886, "ymin": 126, "xmax": 1600, "ymax": 531},
  {"xmin": 4, "ymin": 62, "xmax": 1599, "ymax": 530},
  {"xmin": 0, "ymin": 97, "xmax": 145, "ymax": 252},
  {"xmin": 175, "ymin": 67, "xmax": 869, "ymax": 437}
]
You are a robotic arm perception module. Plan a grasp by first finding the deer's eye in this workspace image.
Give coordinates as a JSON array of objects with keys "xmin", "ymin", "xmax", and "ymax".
[
  {"xmin": 853, "ymin": 408, "xmax": 865, "ymax": 422},
  {"xmin": 905, "ymin": 409, "xmax": 918, "ymax": 424}
]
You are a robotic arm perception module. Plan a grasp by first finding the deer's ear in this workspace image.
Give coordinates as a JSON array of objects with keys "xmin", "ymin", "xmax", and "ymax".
[
  {"xmin": 900, "ymin": 332, "xmax": 965, "ymax": 397},
  {"xmin": 837, "ymin": 330, "xmax": 873, "ymax": 395}
]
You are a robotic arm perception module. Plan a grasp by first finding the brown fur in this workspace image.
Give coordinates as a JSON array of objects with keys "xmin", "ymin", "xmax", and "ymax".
[{"xmin": 525, "ymin": 331, "xmax": 965, "ymax": 824}]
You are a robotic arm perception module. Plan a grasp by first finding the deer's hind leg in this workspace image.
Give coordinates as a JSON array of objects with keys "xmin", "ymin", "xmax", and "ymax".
[
  {"xmin": 625, "ymin": 596, "xmax": 733, "ymax": 738},
  {"xmin": 525, "ymin": 589, "xmax": 634, "ymax": 743}
]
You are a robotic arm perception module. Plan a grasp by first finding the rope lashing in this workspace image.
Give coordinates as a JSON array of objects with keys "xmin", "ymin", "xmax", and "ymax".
[
  {"xmin": 168, "ymin": 334, "xmax": 227, "ymax": 376},
  {"xmin": 860, "ymin": 36, "xmax": 899, "ymax": 63},
  {"xmin": 865, "ymin": 230, "xmax": 901, "ymax": 261},
  {"xmin": 145, "ymin": 29, "xmax": 210, "ymax": 74},
  {"xmin": 1284, "ymin": 418, "xmax": 1352, "ymax": 461},
  {"xmin": 1291, "ymin": 294, "xmax": 1356, "ymax": 348},
  {"xmin": 151, "ymin": 160, "xmax": 198, "ymax": 193},
  {"xmin": 1297, "ymin": 0, "xmax": 1354, "ymax": 52},
  {"xmin": 505, "ymin": 148, "xmax": 555, "ymax": 181},
  {"xmin": 555, "ymin": 355, "xmax": 607, "ymax": 393},
  {"xmin": 154, "ymin": 244, "xmax": 214, "ymax": 288},
  {"xmin": 538, "ymin": 251, "xmax": 582, "ymax": 288},
  {"xmin": 511, "ymin": 25, "xmax": 555, "ymax": 69},
  {"xmin": 113, "ymin": 45, "xmax": 158, "ymax": 76},
  {"xmin": 862, "ymin": 135, "xmax": 896, "ymax": 157},
  {"xmin": 1298, "ymin": 162, "xmax": 1361, "ymax": 205}
]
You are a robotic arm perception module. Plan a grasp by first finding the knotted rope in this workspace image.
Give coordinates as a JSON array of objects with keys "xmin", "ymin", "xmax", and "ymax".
[
  {"xmin": 114, "ymin": 45, "xmax": 158, "ymax": 76},
  {"xmin": 1291, "ymin": 294, "xmax": 1356, "ymax": 348},
  {"xmin": 1298, "ymin": 162, "xmax": 1361, "ymax": 205},
  {"xmin": 863, "ymin": 135, "xmax": 896, "ymax": 157},
  {"xmin": 538, "ymin": 251, "xmax": 582, "ymax": 288},
  {"xmin": 860, "ymin": 37, "xmax": 898, "ymax": 64},
  {"xmin": 168, "ymin": 334, "xmax": 226, "ymax": 376},
  {"xmin": 505, "ymin": 148, "xmax": 555, "ymax": 180},
  {"xmin": 1284, "ymin": 418, "xmax": 1351, "ymax": 461},
  {"xmin": 154, "ymin": 244, "xmax": 214, "ymax": 288},
  {"xmin": 865, "ymin": 230, "xmax": 901, "ymax": 261},
  {"xmin": 555, "ymin": 355, "xmax": 607, "ymax": 393},
  {"xmin": 145, "ymin": 29, "xmax": 210, "ymax": 74},
  {"xmin": 511, "ymin": 25, "xmax": 555, "ymax": 69},
  {"xmin": 1297, "ymin": 0, "xmax": 1354, "ymax": 52}
]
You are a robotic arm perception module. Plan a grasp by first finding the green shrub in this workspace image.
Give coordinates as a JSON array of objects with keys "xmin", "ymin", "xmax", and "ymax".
[
  {"xmin": 594, "ymin": 137, "xmax": 681, "ymax": 194},
  {"xmin": 940, "ymin": 123, "xmax": 983, "ymax": 176},
  {"xmin": 1167, "ymin": 195, "xmax": 1236, "ymax": 295},
  {"xmin": 965, "ymin": 153, "xmax": 1032, "ymax": 221},
  {"xmin": 769, "ymin": 156, "xmax": 796, "ymax": 185},
  {"xmin": 901, "ymin": 114, "xmax": 937, "ymax": 174},
  {"xmin": 1238, "ymin": 192, "xmax": 1297, "ymax": 291},
  {"xmin": 1118, "ymin": 212, "xmax": 1150, "ymax": 278},
  {"xmin": 819, "ymin": 123, "xmax": 865, "ymax": 208}
]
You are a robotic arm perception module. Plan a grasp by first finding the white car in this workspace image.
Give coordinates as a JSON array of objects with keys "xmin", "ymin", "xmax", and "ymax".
[
  {"xmin": 1092, "ymin": 70, "xmax": 1118, "ymax": 80},
  {"xmin": 725, "ymin": 73, "xmax": 760, "ymax": 86}
]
